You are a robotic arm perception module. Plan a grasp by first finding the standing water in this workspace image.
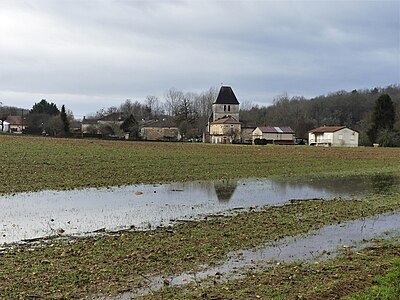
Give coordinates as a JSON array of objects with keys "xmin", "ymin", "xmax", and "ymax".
[{"xmin": 0, "ymin": 175, "xmax": 396, "ymax": 245}]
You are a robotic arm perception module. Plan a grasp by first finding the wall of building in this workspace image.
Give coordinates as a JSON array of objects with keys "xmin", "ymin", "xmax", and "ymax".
[
  {"xmin": 210, "ymin": 123, "xmax": 241, "ymax": 144},
  {"xmin": 212, "ymin": 104, "xmax": 239, "ymax": 121},
  {"xmin": 332, "ymin": 128, "xmax": 359, "ymax": 147},
  {"xmin": 141, "ymin": 127, "xmax": 180, "ymax": 141},
  {"xmin": 309, "ymin": 129, "xmax": 358, "ymax": 147},
  {"xmin": 252, "ymin": 128, "xmax": 294, "ymax": 144}
]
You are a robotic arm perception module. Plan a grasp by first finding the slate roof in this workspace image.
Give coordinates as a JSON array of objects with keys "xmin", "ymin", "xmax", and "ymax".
[
  {"xmin": 309, "ymin": 126, "xmax": 347, "ymax": 133},
  {"xmin": 210, "ymin": 116, "xmax": 240, "ymax": 125},
  {"xmin": 214, "ymin": 86, "xmax": 240, "ymax": 105},
  {"xmin": 257, "ymin": 126, "xmax": 295, "ymax": 134}
]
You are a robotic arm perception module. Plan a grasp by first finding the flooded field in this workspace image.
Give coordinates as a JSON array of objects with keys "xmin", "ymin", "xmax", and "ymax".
[
  {"xmin": 0, "ymin": 175, "xmax": 397, "ymax": 245},
  {"xmin": 98, "ymin": 211, "xmax": 400, "ymax": 299}
]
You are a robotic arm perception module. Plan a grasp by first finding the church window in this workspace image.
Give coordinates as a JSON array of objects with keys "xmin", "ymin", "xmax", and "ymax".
[{"xmin": 228, "ymin": 105, "xmax": 230, "ymax": 111}]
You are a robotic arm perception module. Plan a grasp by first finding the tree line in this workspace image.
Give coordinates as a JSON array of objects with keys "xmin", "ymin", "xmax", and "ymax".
[
  {"xmin": 1, "ymin": 84, "xmax": 399, "ymax": 146},
  {"xmin": 240, "ymin": 85, "xmax": 400, "ymax": 146},
  {"xmin": 86, "ymin": 87, "xmax": 218, "ymax": 139}
]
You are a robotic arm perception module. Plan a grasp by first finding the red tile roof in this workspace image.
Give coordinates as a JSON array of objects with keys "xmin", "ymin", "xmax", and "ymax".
[
  {"xmin": 309, "ymin": 126, "xmax": 347, "ymax": 133},
  {"xmin": 6, "ymin": 116, "xmax": 23, "ymax": 125}
]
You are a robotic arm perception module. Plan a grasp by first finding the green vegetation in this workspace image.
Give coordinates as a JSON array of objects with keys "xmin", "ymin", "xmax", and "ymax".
[
  {"xmin": 345, "ymin": 258, "xmax": 400, "ymax": 300},
  {"xmin": 139, "ymin": 238, "xmax": 400, "ymax": 300},
  {"xmin": 1, "ymin": 135, "xmax": 399, "ymax": 298},
  {"xmin": 1, "ymin": 189, "xmax": 399, "ymax": 298},
  {"xmin": 1, "ymin": 135, "xmax": 400, "ymax": 194}
]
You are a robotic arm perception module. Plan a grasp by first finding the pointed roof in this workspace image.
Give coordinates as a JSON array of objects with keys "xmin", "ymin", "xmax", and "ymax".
[{"xmin": 214, "ymin": 86, "xmax": 240, "ymax": 105}]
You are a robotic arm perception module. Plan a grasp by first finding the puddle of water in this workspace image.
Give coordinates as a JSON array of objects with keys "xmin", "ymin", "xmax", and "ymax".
[
  {"xmin": 0, "ymin": 175, "xmax": 397, "ymax": 245},
  {"xmin": 96, "ymin": 211, "xmax": 400, "ymax": 299}
]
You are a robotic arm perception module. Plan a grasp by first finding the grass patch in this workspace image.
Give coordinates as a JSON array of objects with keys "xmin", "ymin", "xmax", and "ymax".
[
  {"xmin": 0, "ymin": 190, "xmax": 399, "ymax": 298},
  {"xmin": 344, "ymin": 258, "xmax": 400, "ymax": 300},
  {"xmin": 1, "ymin": 135, "xmax": 400, "ymax": 194}
]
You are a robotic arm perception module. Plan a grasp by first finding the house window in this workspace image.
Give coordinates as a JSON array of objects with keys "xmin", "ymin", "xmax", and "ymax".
[
  {"xmin": 338, "ymin": 134, "xmax": 343, "ymax": 140},
  {"xmin": 224, "ymin": 105, "xmax": 226, "ymax": 111},
  {"xmin": 228, "ymin": 105, "xmax": 230, "ymax": 112}
]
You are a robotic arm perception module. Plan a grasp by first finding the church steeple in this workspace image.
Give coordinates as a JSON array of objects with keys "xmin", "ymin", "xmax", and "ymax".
[{"xmin": 212, "ymin": 86, "xmax": 240, "ymax": 121}]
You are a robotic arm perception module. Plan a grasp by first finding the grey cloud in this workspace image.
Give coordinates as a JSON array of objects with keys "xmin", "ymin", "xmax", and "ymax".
[{"xmin": 0, "ymin": 0, "xmax": 398, "ymax": 116}]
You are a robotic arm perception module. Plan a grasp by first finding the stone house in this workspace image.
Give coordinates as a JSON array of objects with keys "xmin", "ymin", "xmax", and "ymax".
[
  {"xmin": 140, "ymin": 119, "xmax": 181, "ymax": 142},
  {"xmin": 252, "ymin": 126, "xmax": 295, "ymax": 144},
  {"xmin": 209, "ymin": 116, "xmax": 241, "ymax": 144},
  {"xmin": 81, "ymin": 113, "xmax": 124, "ymax": 134},
  {"xmin": 308, "ymin": 126, "xmax": 359, "ymax": 147}
]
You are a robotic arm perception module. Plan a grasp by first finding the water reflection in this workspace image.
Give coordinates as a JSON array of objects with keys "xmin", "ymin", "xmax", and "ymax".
[
  {"xmin": 213, "ymin": 180, "xmax": 238, "ymax": 203},
  {"xmin": 0, "ymin": 175, "xmax": 398, "ymax": 245}
]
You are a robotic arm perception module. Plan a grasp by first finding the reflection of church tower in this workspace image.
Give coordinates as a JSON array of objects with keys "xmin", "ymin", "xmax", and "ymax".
[
  {"xmin": 212, "ymin": 86, "xmax": 240, "ymax": 121},
  {"xmin": 214, "ymin": 180, "xmax": 238, "ymax": 203}
]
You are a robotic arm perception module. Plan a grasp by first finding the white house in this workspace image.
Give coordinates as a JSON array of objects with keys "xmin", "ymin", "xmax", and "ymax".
[
  {"xmin": 0, "ymin": 120, "xmax": 10, "ymax": 132},
  {"xmin": 252, "ymin": 126, "xmax": 295, "ymax": 144},
  {"xmin": 308, "ymin": 126, "xmax": 359, "ymax": 147}
]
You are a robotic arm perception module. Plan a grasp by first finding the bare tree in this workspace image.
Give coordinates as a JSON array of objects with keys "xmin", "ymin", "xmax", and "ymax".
[
  {"xmin": 145, "ymin": 95, "xmax": 163, "ymax": 119},
  {"xmin": 164, "ymin": 88, "xmax": 184, "ymax": 116}
]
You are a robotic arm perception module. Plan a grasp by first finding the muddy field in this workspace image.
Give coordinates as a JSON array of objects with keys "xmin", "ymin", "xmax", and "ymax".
[
  {"xmin": 0, "ymin": 135, "xmax": 399, "ymax": 299},
  {"xmin": 1, "ymin": 135, "xmax": 400, "ymax": 194}
]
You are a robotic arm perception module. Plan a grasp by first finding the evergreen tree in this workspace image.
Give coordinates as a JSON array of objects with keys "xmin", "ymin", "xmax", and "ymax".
[
  {"xmin": 367, "ymin": 94, "xmax": 396, "ymax": 144},
  {"xmin": 60, "ymin": 105, "xmax": 70, "ymax": 134},
  {"xmin": 30, "ymin": 99, "xmax": 60, "ymax": 115},
  {"xmin": 120, "ymin": 114, "xmax": 139, "ymax": 139}
]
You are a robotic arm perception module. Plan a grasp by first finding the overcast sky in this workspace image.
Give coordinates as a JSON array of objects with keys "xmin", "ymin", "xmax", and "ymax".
[{"xmin": 0, "ymin": 0, "xmax": 399, "ymax": 118}]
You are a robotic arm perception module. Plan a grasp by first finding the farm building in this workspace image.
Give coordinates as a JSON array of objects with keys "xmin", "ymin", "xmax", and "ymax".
[
  {"xmin": 252, "ymin": 126, "xmax": 295, "ymax": 145},
  {"xmin": 308, "ymin": 126, "xmax": 358, "ymax": 147},
  {"xmin": 140, "ymin": 119, "xmax": 181, "ymax": 142}
]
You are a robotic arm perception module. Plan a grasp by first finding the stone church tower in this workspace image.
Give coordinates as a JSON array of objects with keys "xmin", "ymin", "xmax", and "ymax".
[{"xmin": 212, "ymin": 86, "xmax": 240, "ymax": 121}]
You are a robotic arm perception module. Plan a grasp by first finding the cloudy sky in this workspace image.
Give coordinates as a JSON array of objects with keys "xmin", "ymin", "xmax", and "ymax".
[{"xmin": 0, "ymin": 0, "xmax": 399, "ymax": 118}]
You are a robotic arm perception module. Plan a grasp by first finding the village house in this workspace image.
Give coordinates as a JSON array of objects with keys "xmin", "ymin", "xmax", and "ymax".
[
  {"xmin": 308, "ymin": 126, "xmax": 359, "ymax": 147},
  {"xmin": 252, "ymin": 126, "xmax": 295, "ymax": 144},
  {"xmin": 81, "ymin": 113, "xmax": 124, "ymax": 134},
  {"xmin": 140, "ymin": 118, "xmax": 181, "ymax": 142},
  {"xmin": 6, "ymin": 116, "xmax": 26, "ymax": 133},
  {"xmin": 209, "ymin": 116, "xmax": 241, "ymax": 144},
  {"xmin": 240, "ymin": 120, "xmax": 257, "ymax": 144},
  {"xmin": 0, "ymin": 120, "xmax": 10, "ymax": 132}
]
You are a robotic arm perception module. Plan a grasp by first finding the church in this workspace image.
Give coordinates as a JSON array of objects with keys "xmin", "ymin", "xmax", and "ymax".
[{"xmin": 204, "ymin": 86, "xmax": 249, "ymax": 144}]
